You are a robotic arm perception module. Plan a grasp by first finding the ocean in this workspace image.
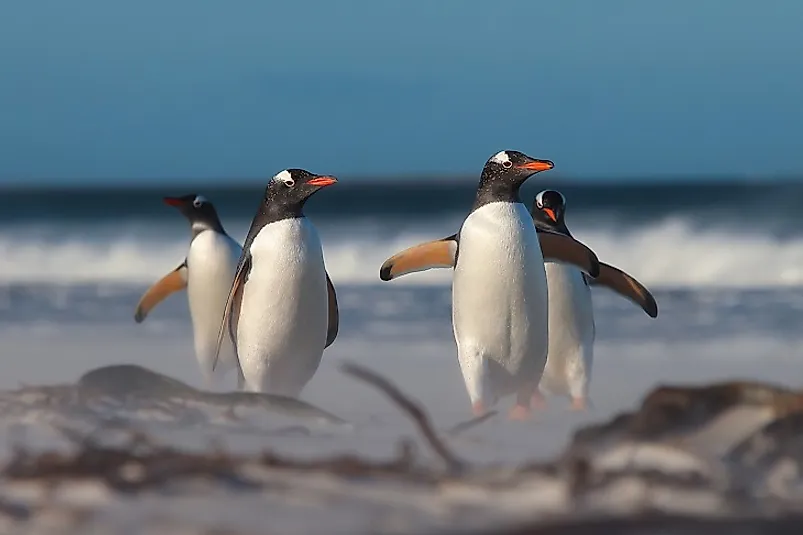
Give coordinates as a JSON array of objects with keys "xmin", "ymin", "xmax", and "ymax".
[
  {"xmin": 5, "ymin": 178, "xmax": 803, "ymax": 288},
  {"xmin": 2, "ymin": 178, "xmax": 803, "ymax": 533}
]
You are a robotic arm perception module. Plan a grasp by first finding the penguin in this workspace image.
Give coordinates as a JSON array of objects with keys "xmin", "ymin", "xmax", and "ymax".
[
  {"xmin": 530, "ymin": 189, "xmax": 658, "ymax": 410},
  {"xmin": 378, "ymin": 150, "xmax": 602, "ymax": 420},
  {"xmin": 212, "ymin": 169, "xmax": 340, "ymax": 397},
  {"xmin": 134, "ymin": 194, "xmax": 244, "ymax": 388}
]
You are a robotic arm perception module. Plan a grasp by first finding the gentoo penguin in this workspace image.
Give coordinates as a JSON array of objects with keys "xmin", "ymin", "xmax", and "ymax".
[
  {"xmin": 134, "ymin": 194, "xmax": 243, "ymax": 388},
  {"xmin": 378, "ymin": 150, "xmax": 602, "ymax": 420},
  {"xmin": 530, "ymin": 189, "xmax": 658, "ymax": 410},
  {"xmin": 212, "ymin": 169, "xmax": 339, "ymax": 397}
]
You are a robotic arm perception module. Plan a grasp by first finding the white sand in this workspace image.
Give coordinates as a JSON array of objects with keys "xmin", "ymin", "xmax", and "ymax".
[{"xmin": 2, "ymin": 314, "xmax": 802, "ymax": 464}]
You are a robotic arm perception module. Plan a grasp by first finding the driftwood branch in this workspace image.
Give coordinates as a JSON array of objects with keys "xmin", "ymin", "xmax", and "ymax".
[
  {"xmin": 340, "ymin": 361, "xmax": 466, "ymax": 473},
  {"xmin": 447, "ymin": 410, "xmax": 498, "ymax": 437}
]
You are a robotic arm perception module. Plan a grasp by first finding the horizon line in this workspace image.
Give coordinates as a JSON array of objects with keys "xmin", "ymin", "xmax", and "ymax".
[{"xmin": 0, "ymin": 172, "xmax": 801, "ymax": 191}]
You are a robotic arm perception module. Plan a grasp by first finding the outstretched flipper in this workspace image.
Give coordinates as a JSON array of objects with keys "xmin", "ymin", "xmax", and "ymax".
[
  {"xmin": 538, "ymin": 230, "xmax": 601, "ymax": 278},
  {"xmin": 134, "ymin": 262, "xmax": 188, "ymax": 323},
  {"xmin": 326, "ymin": 273, "xmax": 339, "ymax": 347},
  {"xmin": 212, "ymin": 255, "xmax": 251, "ymax": 372},
  {"xmin": 379, "ymin": 234, "xmax": 458, "ymax": 281},
  {"xmin": 588, "ymin": 263, "xmax": 658, "ymax": 318}
]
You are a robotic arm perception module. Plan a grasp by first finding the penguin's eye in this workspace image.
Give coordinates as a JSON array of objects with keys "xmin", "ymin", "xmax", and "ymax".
[
  {"xmin": 502, "ymin": 160, "xmax": 513, "ymax": 169},
  {"xmin": 193, "ymin": 199, "xmax": 202, "ymax": 208},
  {"xmin": 536, "ymin": 199, "xmax": 543, "ymax": 208},
  {"xmin": 282, "ymin": 179, "xmax": 295, "ymax": 188}
]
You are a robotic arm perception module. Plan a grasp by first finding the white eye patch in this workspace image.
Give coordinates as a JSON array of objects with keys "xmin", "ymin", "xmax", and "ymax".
[
  {"xmin": 193, "ymin": 195, "xmax": 208, "ymax": 207},
  {"xmin": 535, "ymin": 191, "xmax": 545, "ymax": 207},
  {"xmin": 491, "ymin": 151, "xmax": 511, "ymax": 165},
  {"xmin": 273, "ymin": 169, "xmax": 295, "ymax": 187}
]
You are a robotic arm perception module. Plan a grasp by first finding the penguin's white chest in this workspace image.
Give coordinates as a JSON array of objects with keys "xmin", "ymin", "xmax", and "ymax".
[
  {"xmin": 539, "ymin": 262, "xmax": 595, "ymax": 398},
  {"xmin": 452, "ymin": 202, "xmax": 549, "ymax": 391},
  {"xmin": 185, "ymin": 230, "xmax": 242, "ymax": 381},
  {"xmin": 236, "ymin": 218, "xmax": 328, "ymax": 396}
]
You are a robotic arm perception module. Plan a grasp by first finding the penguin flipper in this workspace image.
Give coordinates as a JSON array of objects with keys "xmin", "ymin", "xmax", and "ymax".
[
  {"xmin": 134, "ymin": 262, "xmax": 188, "ymax": 323},
  {"xmin": 325, "ymin": 272, "xmax": 339, "ymax": 348},
  {"xmin": 538, "ymin": 231, "xmax": 601, "ymax": 278},
  {"xmin": 213, "ymin": 255, "xmax": 251, "ymax": 372},
  {"xmin": 589, "ymin": 263, "xmax": 658, "ymax": 318},
  {"xmin": 379, "ymin": 234, "xmax": 458, "ymax": 281}
]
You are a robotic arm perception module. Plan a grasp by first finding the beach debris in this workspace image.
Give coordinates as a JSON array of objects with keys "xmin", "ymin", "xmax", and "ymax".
[{"xmin": 1, "ymin": 366, "xmax": 803, "ymax": 533}]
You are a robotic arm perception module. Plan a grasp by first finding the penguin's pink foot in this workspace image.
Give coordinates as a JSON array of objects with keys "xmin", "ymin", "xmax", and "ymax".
[
  {"xmin": 507, "ymin": 403, "xmax": 532, "ymax": 421},
  {"xmin": 471, "ymin": 401, "xmax": 487, "ymax": 417},
  {"xmin": 570, "ymin": 397, "xmax": 588, "ymax": 411}
]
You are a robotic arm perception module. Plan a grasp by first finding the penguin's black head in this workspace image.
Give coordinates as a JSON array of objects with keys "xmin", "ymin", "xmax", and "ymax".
[
  {"xmin": 476, "ymin": 150, "xmax": 554, "ymax": 206},
  {"xmin": 532, "ymin": 189, "xmax": 566, "ymax": 224},
  {"xmin": 482, "ymin": 150, "xmax": 554, "ymax": 182},
  {"xmin": 531, "ymin": 189, "xmax": 572, "ymax": 236},
  {"xmin": 264, "ymin": 168, "xmax": 338, "ymax": 213},
  {"xmin": 163, "ymin": 194, "xmax": 225, "ymax": 233}
]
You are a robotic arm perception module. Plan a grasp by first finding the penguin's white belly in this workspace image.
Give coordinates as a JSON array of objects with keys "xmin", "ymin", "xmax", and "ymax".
[
  {"xmin": 186, "ymin": 231, "xmax": 242, "ymax": 384},
  {"xmin": 539, "ymin": 262, "xmax": 595, "ymax": 399},
  {"xmin": 452, "ymin": 202, "xmax": 549, "ymax": 405},
  {"xmin": 236, "ymin": 218, "xmax": 328, "ymax": 397}
]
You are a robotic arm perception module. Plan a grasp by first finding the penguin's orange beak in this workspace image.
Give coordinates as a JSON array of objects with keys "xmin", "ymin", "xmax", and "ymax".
[
  {"xmin": 542, "ymin": 207, "xmax": 558, "ymax": 222},
  {"xmin": 308, "ymin": 176, "xmax": 338, "ymax": 187},
  {"xmin": 517, "ymin": 159, "xmax": 554, "ymax": 172},
  {"xmin": 163, "ymin": 197, "xmax": 184, "ymax": 207}
]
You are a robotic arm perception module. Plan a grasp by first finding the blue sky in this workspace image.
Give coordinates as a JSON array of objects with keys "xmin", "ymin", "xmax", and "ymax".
[{"xmin": 1, "ymin": 1, "xmax": 802, "ymax": 184}]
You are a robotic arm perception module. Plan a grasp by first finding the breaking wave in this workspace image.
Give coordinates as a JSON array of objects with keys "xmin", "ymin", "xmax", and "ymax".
[{"xmin": 1, "ymin": 217, "xmax": 802, "ymax": 288}]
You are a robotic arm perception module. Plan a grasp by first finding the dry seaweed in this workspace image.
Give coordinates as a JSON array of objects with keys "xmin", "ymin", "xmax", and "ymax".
[
  {"xmin": 3, "ymin": 426, "xmax": 249, "ymax": 493},
  {"xmin": 0, "ymin": 362, "xmax": 471, "ymax": 492},
  {"xmin": 1, "ymin": 428, "xmax": 440, "ymax": 492}
]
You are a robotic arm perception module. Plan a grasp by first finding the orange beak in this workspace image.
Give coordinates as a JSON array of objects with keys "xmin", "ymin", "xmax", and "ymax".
[
  {"xmin": 307, "ymin": 176, "xmax": 338, "ymax": 187},
  {"xmin": 163, "ymin": 197, "xmax": 184, "ymax": 207},
  {"xmin": 517, "ymin": 159, "xmax": 554, "ymax": 172},
  {"xmin": 542, "ymin": 207, "xmax": 557, "ymax": 222}
]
